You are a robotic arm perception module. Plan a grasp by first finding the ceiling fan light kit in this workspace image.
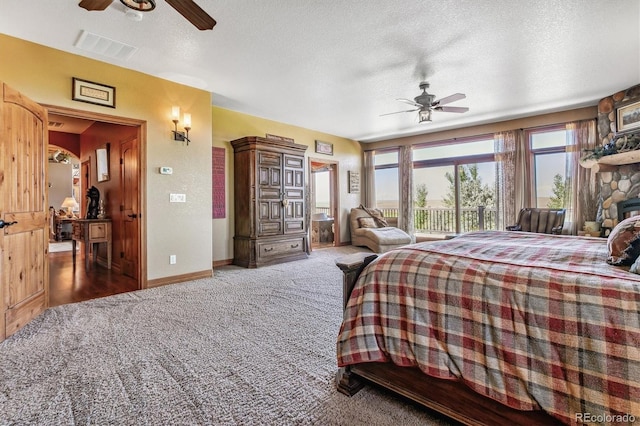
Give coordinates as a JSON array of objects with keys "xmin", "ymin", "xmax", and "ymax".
[
  {"xmin": 382, "ymin": 81, "xmax": 468, "ymax": 123},
  {"xmin": 78, "ymin": 0, "xmax": 216, "ymax": 30},
  {"xmin": 120, "ymin": 0, "xmax": 155, "ymax": 11},
  {"xmin": 418, "ymin": 109, "xmax": 432, "ymax": 123}
]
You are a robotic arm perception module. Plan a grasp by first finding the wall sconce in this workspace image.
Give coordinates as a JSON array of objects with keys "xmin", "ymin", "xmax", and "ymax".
[{"xmin": 171, "ymin": 106, "xmax": 192, "ymax": 145}]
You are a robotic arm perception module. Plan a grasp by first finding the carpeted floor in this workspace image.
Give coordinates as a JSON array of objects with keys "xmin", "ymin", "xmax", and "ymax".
[{"xmin": 0, "ymin": 246, "xmax": 453, "ymax": 425}]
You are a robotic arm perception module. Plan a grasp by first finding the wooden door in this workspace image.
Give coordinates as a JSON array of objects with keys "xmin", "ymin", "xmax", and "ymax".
[
  {"xmin": 256, "ymin": 150, "xmax": 283, "ymax": 236},
  {"xmin": 0, "ymin": 82, "xmax": 49, "ymax": 342},
  {"xmin": 283, "ymin": 154, "xmax": 305, "ymax": 234},
  {"xmin": 120, "ymin": 137, "xmax": 138, "ymax": 280}
]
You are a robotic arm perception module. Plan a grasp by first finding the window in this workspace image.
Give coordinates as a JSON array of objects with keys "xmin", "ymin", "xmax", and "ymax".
[
  {"xmin": 412, "ymin": 137, "xmax": 498, "ymax": 234},
  {"xmin": 529, "ymin": 128, "xmax": 569, "ymax": 209},
  {"xmin": 373, "ymin": 150, "xmax": 399, "ymax": 217}
]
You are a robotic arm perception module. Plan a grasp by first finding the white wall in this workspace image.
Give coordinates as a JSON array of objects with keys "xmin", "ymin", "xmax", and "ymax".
[{"xmin": 48, "ymin": 162, "xmax": 73, "ymax": 211}]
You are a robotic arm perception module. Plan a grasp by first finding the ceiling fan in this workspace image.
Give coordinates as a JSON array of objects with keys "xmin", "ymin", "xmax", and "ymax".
[
  {"xmin": 78, "ymin": 0, "xmax": 216, "ymax": 30},
  {"xmin": 381, "ymin": 82, "xmax": 468, "ymax": 123}
]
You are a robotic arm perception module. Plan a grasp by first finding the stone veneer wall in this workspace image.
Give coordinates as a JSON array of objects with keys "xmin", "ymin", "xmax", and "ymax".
[
  {"xmin": 599, "ymin": 164, "xmax": 640, "ymax": 228},
  {"xmin": 597, "ymin": 83, "xmax": 640, "ymax": 227}
]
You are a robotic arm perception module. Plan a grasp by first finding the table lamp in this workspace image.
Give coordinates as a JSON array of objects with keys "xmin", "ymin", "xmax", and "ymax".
[{"xmin": 61, "ymin": 197, "xmax": 78, "ymax": 218}]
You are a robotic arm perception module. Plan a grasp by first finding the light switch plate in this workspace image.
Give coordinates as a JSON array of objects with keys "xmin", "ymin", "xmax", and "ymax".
[
  {"xmin": 160, "ymin": 166, "xmax": 173, "ymax": 175},
  {"xmin": 170, "ymin": 193, "xmax": 186, "ymax": 203}
]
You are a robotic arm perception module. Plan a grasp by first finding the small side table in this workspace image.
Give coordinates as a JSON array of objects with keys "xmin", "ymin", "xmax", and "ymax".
[{"xmin": 72, "ymin": 219, "xmax": 112, "ymax": 270}]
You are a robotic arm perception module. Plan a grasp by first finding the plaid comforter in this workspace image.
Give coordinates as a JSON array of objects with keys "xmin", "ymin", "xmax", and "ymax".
[{"xmin": 337, "ymin": 231, "xmax": 640, "ymax": 425}]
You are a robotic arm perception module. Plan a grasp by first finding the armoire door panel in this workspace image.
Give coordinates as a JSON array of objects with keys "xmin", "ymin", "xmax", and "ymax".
[
  {"xmin": 284, "ymin": 220, "xmax": 304, "ymax": 233},
  {"xmin": 294, "ymin": 170, "xmax": 304, "ymax": 187},
  {"xmin": 270, "ymin": 202, "xmax": 282, "ymax": 220},
  {"xmin": 285, "ymin": 188, "xmax": 303, "ymax": 199},
  {"xmin": 258, "ymin": 151, "xmax": 281, "ymax": 166},
  {"xmin": 284, "ymin": 168, "xmax": 294, "ymax": 187},
  {"xmin": 258, "ymin": 202, "xmax": 271, "ymax": 220},
  {"xmin": 258, "ymin": 167, "xmax": 270, "ymax": 186},
  {"xmin": 270, "ymin": 168, "xmax": 281, "ymax": 186},
  {"xmin": 258, "ymin": 221, "xmax": 282, "ymax": 236},
  {"xmin": 259, "ymin": 187, "xmax": 281, "ymax": 199},
  {"xmin": 284, "ymin": 155, "xmax": 303, "ymax": 169}
]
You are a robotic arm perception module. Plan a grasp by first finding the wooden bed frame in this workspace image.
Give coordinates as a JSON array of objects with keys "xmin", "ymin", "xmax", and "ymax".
[{"xmin": 335, "ymin": 253, "xmax": 563, "ymax": 426}]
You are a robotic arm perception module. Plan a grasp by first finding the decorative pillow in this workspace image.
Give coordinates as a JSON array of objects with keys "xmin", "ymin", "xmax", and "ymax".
[
  {"xmin": 357, "ymin": 217, "xmax": 378, "ymax": 228},
  {"xmin": 607, "ymin": 215, "xmax": 640, "ymax": 265},
  {"xmin": 359, "ymin": 204, "xmax": 388, "ymax": 227}
]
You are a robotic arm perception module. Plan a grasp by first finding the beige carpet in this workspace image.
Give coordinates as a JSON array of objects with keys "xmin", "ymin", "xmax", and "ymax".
[{"xmin": 0, "ymin": 246, "xmax": 453, "ymax": 425}]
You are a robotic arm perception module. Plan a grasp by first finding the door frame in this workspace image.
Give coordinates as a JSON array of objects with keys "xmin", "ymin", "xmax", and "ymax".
[
  {"xmin": 308, "ymin": 157, "xmax": 340, "ymax": 249},
  {"xmin": 42, "ymin": 104, "xmax": 147, "ymax": 289}
]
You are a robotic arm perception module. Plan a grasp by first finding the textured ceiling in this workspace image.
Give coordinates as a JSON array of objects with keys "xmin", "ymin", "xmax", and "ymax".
[{"xmin": 1, "ymin": 1, "xmax": 639, "ymax": 142}]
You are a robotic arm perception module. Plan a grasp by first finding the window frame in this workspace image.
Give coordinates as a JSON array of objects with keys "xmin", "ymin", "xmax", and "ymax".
[
  {"xmin": 526, "ymin": 125, "xmax": 568, "ymax": 208},
  {"xmin": 411, "ymin": 135, "xmax": 498, "ymax": 233}
]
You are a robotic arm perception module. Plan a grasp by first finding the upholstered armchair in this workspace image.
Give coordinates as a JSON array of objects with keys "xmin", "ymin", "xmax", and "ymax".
[{"xmin": 506, "ymin": 208, "xmax": 566, "ymax": 235}]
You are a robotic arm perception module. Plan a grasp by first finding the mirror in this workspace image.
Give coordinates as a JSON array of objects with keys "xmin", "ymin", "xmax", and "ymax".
[{"xmin": 96, "ymin": 143, "xmax": 110, "ymax": 182}]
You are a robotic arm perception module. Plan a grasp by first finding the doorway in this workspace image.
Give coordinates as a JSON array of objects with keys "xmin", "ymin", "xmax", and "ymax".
[
  {"xmin": 44, "ymin": 104, "xmax": 146, "ymax": 305},
  {"xmin": 309, "ymin": 158, "xmax": 340, "ymax": 250}
]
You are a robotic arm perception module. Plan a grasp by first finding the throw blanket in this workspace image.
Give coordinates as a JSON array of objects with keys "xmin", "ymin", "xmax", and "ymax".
[{"xmin": 337, "ymin": 231, "xmax": 640, "ymax": 425}]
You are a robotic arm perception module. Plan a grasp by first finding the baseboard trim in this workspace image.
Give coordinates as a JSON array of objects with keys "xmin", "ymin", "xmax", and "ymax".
[
  {"xmin": 147, "ymin": 269, "xmax": 213, "ymax": 288},
  {"xmin": 213, "ymin": 258, "xmax": 233, "ymax": 268}
]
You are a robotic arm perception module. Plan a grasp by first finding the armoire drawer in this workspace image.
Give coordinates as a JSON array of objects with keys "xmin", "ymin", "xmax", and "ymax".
[{"xmin": 257, "ymin": 237, "xmax": 305, "ymax": 261}]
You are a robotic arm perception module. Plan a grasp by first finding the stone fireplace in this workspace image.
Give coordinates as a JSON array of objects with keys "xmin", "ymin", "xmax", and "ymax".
[{"xmin": 596, "ymin": 83, "xmax": 640, "ymax": 228}]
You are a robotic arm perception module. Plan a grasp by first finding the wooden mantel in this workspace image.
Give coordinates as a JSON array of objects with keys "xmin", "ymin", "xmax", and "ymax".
[{"xmin": 580, "ymin": 150, "xmax": 640, "ymax": 172}]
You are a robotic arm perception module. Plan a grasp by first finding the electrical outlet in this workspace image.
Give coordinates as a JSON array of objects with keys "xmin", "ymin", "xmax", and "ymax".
[
  {"xmin": 169, "ymin": 193, "xmax": 186, "ymax": 203},
  {"xmin": 170, "ymin": 255, "xmax": 176, "ymax": 264}
]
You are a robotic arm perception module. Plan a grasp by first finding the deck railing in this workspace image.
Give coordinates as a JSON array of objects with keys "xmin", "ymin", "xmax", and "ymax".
[
  {"xmin": 314, "ymin": 205, "xmax": 498, "ymax": 233},
  {"xmin": 378, "ymin": 206, "xmax": 498, "ymax": 233}
]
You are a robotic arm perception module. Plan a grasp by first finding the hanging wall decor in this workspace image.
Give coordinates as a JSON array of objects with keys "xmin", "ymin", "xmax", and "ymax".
[{"xmin": 212, "ymin": 147, "xmax": 226, "ymax": 218}]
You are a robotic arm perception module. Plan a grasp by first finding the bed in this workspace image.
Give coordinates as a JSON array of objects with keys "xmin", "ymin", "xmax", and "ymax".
[{"xmin": 335, "ymin": 231, "xmax": 640, "ymax": 425}]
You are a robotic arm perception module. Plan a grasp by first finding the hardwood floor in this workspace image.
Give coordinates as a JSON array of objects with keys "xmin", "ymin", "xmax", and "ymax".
[{"xmin": 49, "ymin": 249, "xmax": 138, "ymax": 307}]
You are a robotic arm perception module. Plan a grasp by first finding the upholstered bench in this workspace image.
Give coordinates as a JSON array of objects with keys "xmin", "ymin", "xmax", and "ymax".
[{"xmin": 349, "ymin": 207, "xmax": 412, "ymax": 253}]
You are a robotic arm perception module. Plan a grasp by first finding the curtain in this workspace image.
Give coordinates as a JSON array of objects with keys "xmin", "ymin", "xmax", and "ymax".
[
  {"xmin": 362, "ymin": 150, "xmax": 376, "ymax": 207},
  {"xmin": 495, "ymin": 129, "xmax": 527, "ymax": 229},
  {"xmin": 398, "ymin": 145, "xmax": 415, "ymax": 241},
  {"xmin": 565, "ymin": 120, "xmax": 597, "ymax": 234}
]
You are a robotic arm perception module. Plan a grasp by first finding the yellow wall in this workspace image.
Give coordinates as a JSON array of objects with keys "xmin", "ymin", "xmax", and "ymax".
[
  {"xmin": 212, "ymin": 106, "xmax": 362, "ymax": 262},
  {"xmin": 0, "ymin": 34, "xmax": 213, "ymax": 281}
]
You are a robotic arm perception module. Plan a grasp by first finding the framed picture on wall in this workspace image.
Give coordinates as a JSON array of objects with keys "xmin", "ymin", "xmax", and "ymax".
[
  {"xmin": 349, "ymin": 171, "xmax": 360, "ymax": 193},
  {"xmin": 315, "ymin": 140, "xmax": 333, "ymax": 155},
  {"xmin": 72, "ymin": 77, "xmax": 116, "ymax": 108},
  {"xmin": 616, "ymin": 99, "xmax": 640, "ymax": 133}
]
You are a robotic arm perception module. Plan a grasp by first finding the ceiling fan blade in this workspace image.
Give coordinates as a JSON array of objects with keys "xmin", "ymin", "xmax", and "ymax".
[
  {"xmin": 435, "ymin": 106, "xmax": 469, "ymax": 113},
  {"xmin": 165, "ymin": 0, "xmax": 216, "ymax": 30},
  {"xmin": 79, "ymin": 0, "xmax": 114, "ymax": 11},
  {"xmin": 432, "ymin": 93, "xmax": 466, "ymax": 106},
  {"xmin": 396, "ymin": 98, "xmax": 423, "ymax": 108},
  {"xmin": 380, "ymin": 108, "xmax": 420, "ymax": 117}
]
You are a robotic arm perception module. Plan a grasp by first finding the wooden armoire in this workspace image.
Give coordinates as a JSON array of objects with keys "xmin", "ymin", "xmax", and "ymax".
[{"xmin": 231, "ymin": 136, "xmax": 308, "ymax": 268}]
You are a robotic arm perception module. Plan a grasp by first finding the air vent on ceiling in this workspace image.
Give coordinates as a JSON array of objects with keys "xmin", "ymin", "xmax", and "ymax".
[
  {"xmin": 48, "ymin": 121, "xmax": 64, "ymax": 128},
  {"xmin": 74, "ymin": 30, "xmax": 138, "ymax": 61}
]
